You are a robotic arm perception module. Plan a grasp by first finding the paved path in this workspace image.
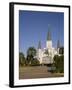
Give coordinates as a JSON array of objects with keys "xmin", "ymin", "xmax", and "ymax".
[{"xmin": 19, "ymin": 66, "xmax": 64, "ymax": 79}]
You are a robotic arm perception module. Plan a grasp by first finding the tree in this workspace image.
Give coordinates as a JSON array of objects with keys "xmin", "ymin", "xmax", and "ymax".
[
  {"xmin": 26, "ymin": 47, "xmax": 37, "ymax": 65},
  {"xmin": 19, "ymin": 52, "xmax": 26, "ymax": 66},
  {"xmin": 31, "ymin": 58, "xmax": 40, "ymax": 66},
  {"xmin": 59, "ymin": 55, "xmax": 64, "ymax": 73},
  {"xmin": 26, "ymin": 54, "xmax": 33, "ymax": 65},
  {"xmin": 53, "ymin": 55, "xmax": 64, "ymax": 73},
  {"xmin": 27, "ymin": 47, "xmax": 36, "ymax": 57},
  {"xmin": 53, "ymin": 55, "xmax": 59, "ymax": 72}
]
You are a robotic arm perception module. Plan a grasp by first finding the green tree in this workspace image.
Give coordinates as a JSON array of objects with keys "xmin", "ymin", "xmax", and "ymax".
[
  {"xmin": 53, "ymin": 55, "xmax": 59, "ymax": 72},
  {"xmin": 31, "ymin": 58, "xmax": 40, "ymax": 66},
  {"xmin": 19, "ymin": 52, "xmax": 26, "ymax": 66},
  {"xmin": 59, "ymin": 55, "xmax": 64, "ymax": 73},
  {"xmin": 26, "ymin": 54, "xmax": 33, "ymax": 65},
  {"xmin": 53, "ymin": 55, "xmax": 64, "ymax": 73},
  {"xmin": 26, "ymin": 47, "xmax": 37, "ymax": 65},
  {"xmin": 27, "ymin": 47, "xmax": 36, "ymax": 56}
]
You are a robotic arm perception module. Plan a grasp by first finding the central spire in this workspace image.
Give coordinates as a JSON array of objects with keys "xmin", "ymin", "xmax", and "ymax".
[
  {"xmin": 47, "ymin": 24, "xmax": 51, "ymax": 40},
  {"xmin": 38, "ymin": 41, "xmax": 41, "ymax": 49}
]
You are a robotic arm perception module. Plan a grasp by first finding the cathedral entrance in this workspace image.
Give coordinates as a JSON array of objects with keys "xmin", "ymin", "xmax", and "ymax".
[{"xmin": 42, "ymin": 56, "xmax": 53, "ymax": 64}]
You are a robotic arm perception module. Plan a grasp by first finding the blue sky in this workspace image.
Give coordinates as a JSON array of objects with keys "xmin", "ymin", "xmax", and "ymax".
[{"xmin": 19, "ymin": 10, "xmax": 64, "ymax": 56}]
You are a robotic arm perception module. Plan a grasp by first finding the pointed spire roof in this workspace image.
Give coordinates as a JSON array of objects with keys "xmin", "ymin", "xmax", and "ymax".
[
  {"xmin": 47, "ymin": 24, "xmax": 51, "ymax": 40},
  {"xmin": 57, "ymin": 39, "xmax": 60, "ymax": 49},
  {"xmin": 38, "ymin": 41, "xmax": 41, "ymax": 49}
]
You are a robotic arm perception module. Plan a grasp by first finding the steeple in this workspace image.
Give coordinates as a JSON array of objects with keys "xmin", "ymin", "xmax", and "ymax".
[
  {"xmin": 57, "ymin": 39, "xmax": 60, "ymax": 49},
  {"xmin": 47, "ymin": 25, "xmax": 51, "ymax": 40},
  {"xmin": 38, "ymin": 41, "xmax": 41, "ymax": 49}
]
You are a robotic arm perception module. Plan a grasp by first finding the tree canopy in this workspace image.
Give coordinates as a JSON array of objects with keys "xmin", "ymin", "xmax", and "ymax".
[
  {"xmin": 53, "ymin": 55, "xmax": 64, "ymax": 73},
  {"xmin": 19, "ymin": 52, "xmax": 26, "ymax": 66},
  {"xmin": 27, "ymin": 47, "xmax": 36, "ymax": 57},
  {"xmin": 26, "ymin": 47, "xmax": 40, "ymax": 66}
]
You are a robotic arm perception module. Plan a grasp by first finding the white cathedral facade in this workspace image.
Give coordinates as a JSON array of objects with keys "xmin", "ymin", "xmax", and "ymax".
[{"xmin": 36, "ymin": 29, "xmax": 60, "ymax": 64}]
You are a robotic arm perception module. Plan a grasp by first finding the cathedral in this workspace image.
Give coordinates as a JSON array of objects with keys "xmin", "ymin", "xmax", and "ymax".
[{"xmin": 36, "ymin": 27, "xmax": 60, "ymax": 64}]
